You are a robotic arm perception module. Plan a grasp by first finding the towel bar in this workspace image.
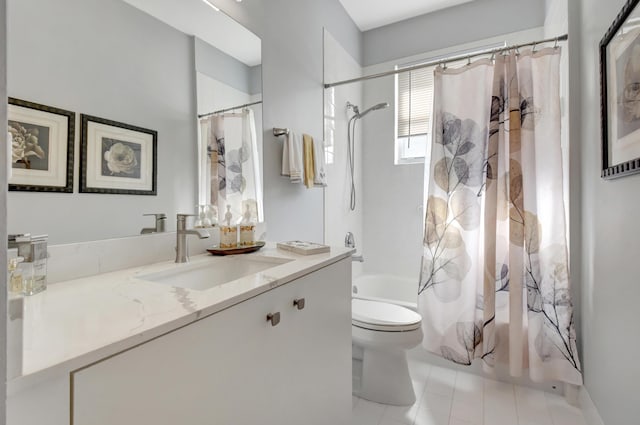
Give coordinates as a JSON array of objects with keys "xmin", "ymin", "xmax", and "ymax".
[{"xmin": 273, "ymin": 127, "xmax": 290, "ymax": 137}]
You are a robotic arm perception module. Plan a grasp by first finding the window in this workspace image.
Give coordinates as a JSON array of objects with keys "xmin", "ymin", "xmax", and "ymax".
[
  {"xmin": 394, "ymin": 42, "xmax": 505, "ymax": 165},
  {"xmin": 324, "ymin": 87, "xmax": 336, "ymax": 165},
  {"xmin": 394, "ymin": 63, "xmax": 435, "ymax": 165}
]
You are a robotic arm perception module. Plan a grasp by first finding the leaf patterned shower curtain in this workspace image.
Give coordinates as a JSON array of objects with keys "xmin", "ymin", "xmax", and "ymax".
[{"xmin": 418, "ymin": 48, "xmax": 582, "ymax": 385}]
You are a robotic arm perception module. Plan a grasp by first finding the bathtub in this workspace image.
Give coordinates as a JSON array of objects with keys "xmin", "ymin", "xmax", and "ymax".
[{"xmin": 351, "ymin": 274, "xmax": 418, "ymax": 311}]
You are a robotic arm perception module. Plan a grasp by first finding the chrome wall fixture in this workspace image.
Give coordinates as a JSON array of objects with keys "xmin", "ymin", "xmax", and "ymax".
[
  {"xmin": 346, "ymin": 101, "xmax": 389, "ymax": 210},
  {"xmin": 273, "ymin": 127, "xmax": 290, "ymax": 137},
  {"xmin": 344, "ymin": 231, "xmax": 364, "ymax": 263},
  {"xmin": 324, "ymin": 34, "xmax": 569, "ymax": 89},
  {"xmin": 198, "ymin": 100, "xmax": 263, "ymax": 119}
]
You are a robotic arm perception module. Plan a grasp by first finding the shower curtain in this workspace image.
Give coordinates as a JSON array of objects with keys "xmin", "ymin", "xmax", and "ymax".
[
  {"xmin": 418, "ymin": 48, "xmax": 582, "ymax": 385},
  {"xmin": 201, "ymin": 108, "xmax": 263, "ymax": 223}
]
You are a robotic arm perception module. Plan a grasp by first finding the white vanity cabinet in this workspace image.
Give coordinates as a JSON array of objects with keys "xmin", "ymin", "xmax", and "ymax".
[{"xmin": 9, "ymin": 258, "xmax": 352, "ymax": 425}]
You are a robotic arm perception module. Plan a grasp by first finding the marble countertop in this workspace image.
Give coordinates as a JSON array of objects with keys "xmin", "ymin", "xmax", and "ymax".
[{"xmin": 9, "ymin": 243, "xmax": 353, "ymax": 392}]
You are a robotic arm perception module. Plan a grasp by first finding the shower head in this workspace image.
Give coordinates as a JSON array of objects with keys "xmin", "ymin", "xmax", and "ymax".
[
  {"xmin": 346, "ymin": 101, "xmax": 360, "ymax": 116},
  {"xmin": 356, "ymin": 102, "xmax": 389, "ymax": 119}
]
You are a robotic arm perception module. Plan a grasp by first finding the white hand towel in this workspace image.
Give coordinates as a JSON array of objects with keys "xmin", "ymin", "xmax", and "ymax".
[
  {"xmin": 288, "ymin": 132, "xmax": 303, "ymax": 184},
  {"xmin": 313, "ymin": 138, "xmax": 327, "ymax": 187},
  {"xmin": 281, "ymin": 132, "xmax": 290, "ymax": 177}
]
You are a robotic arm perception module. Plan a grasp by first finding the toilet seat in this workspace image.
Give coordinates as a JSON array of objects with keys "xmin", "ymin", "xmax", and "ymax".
[{"xmin": 352, "ymin": 299, "xmax": 422, "ymax": 332}]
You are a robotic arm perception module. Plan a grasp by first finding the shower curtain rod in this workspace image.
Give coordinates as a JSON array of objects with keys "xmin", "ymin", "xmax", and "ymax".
[
  {"xmin": 198, "ymin": 100, "xmax": 263, "ymax": 119},
  {"xmin": 324, "ymin": 33, "xmax": 568, "ymax": 89}
]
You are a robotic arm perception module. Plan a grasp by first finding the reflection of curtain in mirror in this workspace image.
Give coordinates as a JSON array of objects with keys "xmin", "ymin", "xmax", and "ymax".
[{"xmin": 200, "ymin": 109, "xmax": 262, "ymax": 224}]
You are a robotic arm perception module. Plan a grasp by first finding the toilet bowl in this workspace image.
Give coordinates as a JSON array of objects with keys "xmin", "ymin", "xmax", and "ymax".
[{"xmin": 352, "ymin": 299, "xmax": 423, "ymax": 406}]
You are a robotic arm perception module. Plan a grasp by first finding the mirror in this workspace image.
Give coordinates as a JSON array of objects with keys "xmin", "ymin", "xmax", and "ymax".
[
  {"xmin": 194, "ymin": 35, "xmax": 263, "ymax": 226},
  {"xmin": 6, "ymin": 0, "xmax": 262, "ymax": 245}
]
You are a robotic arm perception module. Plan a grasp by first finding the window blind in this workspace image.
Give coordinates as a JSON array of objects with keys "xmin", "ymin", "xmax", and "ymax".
[{"xmin": 397, "ymin": 65, "xmax": 435, "ymax": 138}]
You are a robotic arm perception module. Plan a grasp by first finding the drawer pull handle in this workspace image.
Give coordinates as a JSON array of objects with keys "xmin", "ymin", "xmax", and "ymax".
[
  {"xmin": 266, "ymin": 312, "xmax": 281, "ymax": 326},
  {"xmin": 293, "ymin": 298, "xmax": 306, "ymax": 310}
]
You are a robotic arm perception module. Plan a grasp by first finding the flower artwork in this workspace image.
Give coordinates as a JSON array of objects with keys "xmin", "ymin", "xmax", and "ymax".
[
  {"xmin": 7, "ymin": 98, "xmax": 75, "ymax": 192},
  {"xmin": 101, "ymin": 139, "xmax": 141, "ymax": 178},
  {"xmin": 9, "ymin": 121, "xmax": 47, "ymax": 170},
  {"xmin": 80, "ymin": 114, "xmax": 156, "ymax": 195}
]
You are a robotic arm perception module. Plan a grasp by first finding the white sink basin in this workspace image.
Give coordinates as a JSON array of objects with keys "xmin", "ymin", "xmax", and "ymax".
[{"xmin": 138, "ymin": 256, "xmax": 292, "ymax": 291}]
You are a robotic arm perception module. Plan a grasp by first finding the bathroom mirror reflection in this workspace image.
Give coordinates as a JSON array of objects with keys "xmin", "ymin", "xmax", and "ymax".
[{"xmin": 6, "ymin": 0, "xmax": 262, "ymax": 245}]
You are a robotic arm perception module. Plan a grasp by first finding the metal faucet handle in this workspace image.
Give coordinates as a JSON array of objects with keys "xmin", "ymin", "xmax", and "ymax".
[
  {"xmin": 176, "ymin": 213, "xmax": 197, "ymax": 221},
  {"xmin": 144, "ymin": 213, "xmax": 167, "ymax": 219},
  {"xmin": 141, "ymin": 213, "xmax": 167, "ymax": 234},
  {"xmin": 344, "ymin": 232, "xmax": 355, "ymax": 248}
]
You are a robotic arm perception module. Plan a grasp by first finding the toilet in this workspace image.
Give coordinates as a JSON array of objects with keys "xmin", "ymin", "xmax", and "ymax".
[{"xmin": 352, "ymin": 298, "xmax": 423, "ymax": 406}]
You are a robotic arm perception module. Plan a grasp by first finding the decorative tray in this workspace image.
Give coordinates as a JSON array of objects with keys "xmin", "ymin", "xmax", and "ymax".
[{"xmin": 206, "ymin": 241, "xmax": 265, "ymax": 256}]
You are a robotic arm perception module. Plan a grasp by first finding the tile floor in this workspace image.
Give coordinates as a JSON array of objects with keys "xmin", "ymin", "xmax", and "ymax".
[{"xmin": 352, "ymin": 360, "xmax": 588, "ymax": 425}]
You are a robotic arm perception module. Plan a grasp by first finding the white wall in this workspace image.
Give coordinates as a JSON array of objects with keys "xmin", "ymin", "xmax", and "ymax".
[
  {"xmin": 572, "ymin": 0, "xmax": 640, "ymax": 423},
  {"xmin": 323, "ymin": 30, "xmax": 364, "ymax": 275},
  {"xmin": 194, "ymin": 37, "xmax": 260, "ymax": 96},
  {"xmin": 361, "ymin": 28, "xmax": 545, "ymax": 280},
  {"xmin": 196, "ymin": 74, "xmax": 252, "ymax": 116},
  {"xmin": 362, "ymin": 0, "xmax": 546, "ymax": 66}
]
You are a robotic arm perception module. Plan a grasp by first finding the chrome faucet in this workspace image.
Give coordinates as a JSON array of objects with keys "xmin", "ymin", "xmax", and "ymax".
[
  {"xmin": 175, "ymin": 214, "xmax": 210, "ymax": 263},
  {"xmin": 141, "ymin": 213, "xmax": 167, "ymax": 234},
  {"xmin": 344, "ymin": 232, "xmax": 355, "ymax": 248},
  {"xmin": 344, "ymin": 232, "xmax": 364, "ymax": 262}
]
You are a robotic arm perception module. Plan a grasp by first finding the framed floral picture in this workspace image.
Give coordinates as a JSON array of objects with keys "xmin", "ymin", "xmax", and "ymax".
[
  {"xmin": 80, "ymin": 114, "xmax": 157, "ymax": 195},
  {"xmin": 8, "ymin": 98, "xmax": 75, "ymax": 192},
  {"xmin": 600, "ymin": 0, "xmax": 640, "ymax": 178}
]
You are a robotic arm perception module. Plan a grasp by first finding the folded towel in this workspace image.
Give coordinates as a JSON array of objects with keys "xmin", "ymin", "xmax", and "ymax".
[
  {"xmin": 303, "ymin": 134, "xmax": 315, "ymax": 188},
  {"xmin": 281, "ymin": 131, "xmax": 303, "ymax": 183},
  {"xmin": 313, "ymin": 138, "xmax": 327, "ymax": 187},
  {"xmin": 281, "ymin": 132, "xmax": 290, "ymax": 176}
]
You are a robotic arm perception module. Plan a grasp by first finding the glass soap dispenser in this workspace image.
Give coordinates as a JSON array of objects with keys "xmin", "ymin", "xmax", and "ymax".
[
  {"xmin": 8, "ymin": 234, "xmax": 48, "ymax": 296},
  {"xmin": 219, "ymin": 205, "xmax": 237, "ymax": 248},
  {"xmin": 239, "ymin": 205, "xmax": 256, "ymax": 247},
  {"xmin": 194, "ymin": 204, "xmax": 212, "ymax": 228},
  {"xmin": 23, "ymin": 236, "xmax": 48, "ymax": 296},
  {"xmin": 8, "ymin": 256, "xmax": 24, "ymax": 294}
]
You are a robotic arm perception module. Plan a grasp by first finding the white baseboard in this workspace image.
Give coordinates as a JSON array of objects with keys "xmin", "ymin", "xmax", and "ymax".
[{"xmin": 579, "ymin": 386, "xmax": 605, "ymax": 425}]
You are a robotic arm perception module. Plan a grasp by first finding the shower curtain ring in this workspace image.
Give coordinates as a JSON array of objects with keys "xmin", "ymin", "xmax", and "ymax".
[
  {"xmin": 490, "ymin": 51, "xmax": 496, "ymax": 62},
  {"xmin": 467, "ymin": 55, "xmax": 471, "ymax": 66},
  {"xmin": 532, "ymin": 41, "xmax": 537, "ymax": 52},
  {"xmin": 554, "ymin": 37, "xmax": 559, "ymax": 49}
]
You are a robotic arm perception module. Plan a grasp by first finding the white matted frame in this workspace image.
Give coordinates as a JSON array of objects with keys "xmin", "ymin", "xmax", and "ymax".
[
  {"xmin": 8, "ymin": 98, "xmax": 75, "ymax": 192},
  {"xmin": 80, "ymin": 114, "xmax": 157, "ymax": 195}
]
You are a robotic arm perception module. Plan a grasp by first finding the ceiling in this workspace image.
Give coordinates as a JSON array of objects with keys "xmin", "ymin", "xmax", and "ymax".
[
  {"xmin": 121, "ymin": 0, "xmax": 261, "ymax": 66},
  {"xmin": 339, "ymin": 0, "xmax": 476, "ymax": 31}
]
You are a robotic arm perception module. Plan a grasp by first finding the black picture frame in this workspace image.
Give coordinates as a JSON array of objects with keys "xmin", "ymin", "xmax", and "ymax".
[
  {"xmin": 600, "ymin": 0, "xmax": 640, "ymax": 179},
  {"xmin": 8, "ymin": 97, "xmax": 75, "ymax": 192},
  {"xmin": 80, "ymin": 114, "xmax": 157, "ymax": 195}
]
